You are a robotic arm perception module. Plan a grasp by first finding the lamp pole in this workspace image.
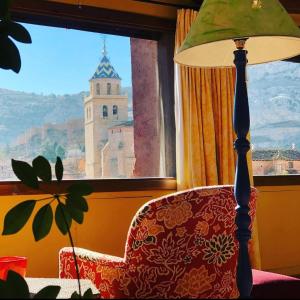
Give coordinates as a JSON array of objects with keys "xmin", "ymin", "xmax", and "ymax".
[{"xmin": 233, "ymin": 38, "xmax": 253, "ymax": 298}]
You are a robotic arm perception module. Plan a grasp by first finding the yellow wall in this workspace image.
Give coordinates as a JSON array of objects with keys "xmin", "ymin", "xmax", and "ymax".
[
  {"xmin": 0, "ymin": 189, "xmax": 175, "ymax": 278},
  {"xmin": 2, "ymin": 185, "xmax": 300, "ymax": 278},
  {"xmin": 256, "ymin": 185, "xmax": 300, "ymax": 276}
]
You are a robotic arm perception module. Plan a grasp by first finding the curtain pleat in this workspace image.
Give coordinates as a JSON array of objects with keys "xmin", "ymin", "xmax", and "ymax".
[{"xmin": 174, "ymin": 8, "xmax": 261, "ymax": 269}]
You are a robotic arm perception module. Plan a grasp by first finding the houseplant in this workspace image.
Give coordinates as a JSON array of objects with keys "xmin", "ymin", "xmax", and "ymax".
[
  {"xmin": 1, "ymin": 156, "xmax": 95, "ymax": 298},
  {"xmin": 0, "ymin": 0, "xmax": 95, "ymax": 298}
]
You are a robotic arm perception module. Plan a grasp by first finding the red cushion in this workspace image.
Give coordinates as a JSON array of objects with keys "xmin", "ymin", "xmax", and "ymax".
[{"xmin": 252, "ymin": 269, "xmax": 300, "ymax": 299}]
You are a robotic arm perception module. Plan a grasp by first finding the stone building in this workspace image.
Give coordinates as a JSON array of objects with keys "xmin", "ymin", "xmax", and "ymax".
[
  {"xmin": 102, "ymin": 121, "xmax": 135, "ymax": 178},
  {"xmin": 84, "ymin": 45, "xmax": 134, "ymax": 178},
  {"xmin": 252, "ymin": 149, "xmax": 300, "ymax": 175}
]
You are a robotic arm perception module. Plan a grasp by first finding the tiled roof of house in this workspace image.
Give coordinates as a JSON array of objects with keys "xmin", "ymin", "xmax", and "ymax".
[
  {"xmin": 109, "ymin": 120, "xmax": 133, "ymax": 129},
  {"xmin": 252, "ymin": 149, "xmax": 300, "ymax": 161},
  {"xmin": 91, "ymin": 55, "xmax": 121, "ymax": 80}
]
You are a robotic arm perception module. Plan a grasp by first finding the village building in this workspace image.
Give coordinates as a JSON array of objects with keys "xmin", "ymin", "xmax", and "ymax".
[{"xmin": 252, "ymin": 148, "xmax": 300, "ymax": 175}]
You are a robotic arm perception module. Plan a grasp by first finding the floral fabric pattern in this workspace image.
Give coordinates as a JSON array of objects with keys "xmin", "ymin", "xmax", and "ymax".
[{"xmin": 59, "ymin": 185, "xmax": 257, "ymax": 299}]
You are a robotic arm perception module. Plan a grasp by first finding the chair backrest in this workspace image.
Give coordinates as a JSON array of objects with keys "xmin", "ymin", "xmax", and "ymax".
[{"xmin": 123, "ymin": 185, "xmax": 257, "ymax": 299}]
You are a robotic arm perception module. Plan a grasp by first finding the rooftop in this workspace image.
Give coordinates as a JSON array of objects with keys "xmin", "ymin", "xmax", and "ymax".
[
  {"xmin": 252, "ymin": 149, "xmax": 300, "ymax": 161},
  {"xmin": 109, "ymin": 120, "xmax": 134, "ymax": 129},
  {"xmin": 91, "ymin": 55, "xmax": 121, "ymax": 80}
]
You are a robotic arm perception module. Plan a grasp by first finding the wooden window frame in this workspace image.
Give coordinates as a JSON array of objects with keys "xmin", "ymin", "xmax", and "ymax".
[
  {"xmin": 254, "ymin": 175, "xmax": 300, "ymax": 187},
  {"xmin": 0, "ymin": 178, "xmax": 177, "ymax": 195},
  {"xmin": 12, "ymin": 1, "xmax": 300, "ymax": 189},
  {"xmin": 0, "ymin": 0, "xmax": 177, "ymax": 195}
]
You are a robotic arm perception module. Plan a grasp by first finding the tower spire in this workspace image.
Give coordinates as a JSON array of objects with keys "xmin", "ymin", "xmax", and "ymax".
[{"xmin": 102, "ymin": 35, "xmax": 107, "ymax": 57}]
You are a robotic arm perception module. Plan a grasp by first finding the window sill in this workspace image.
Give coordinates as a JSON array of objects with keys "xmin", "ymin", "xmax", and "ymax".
[
  {"xmin": 254, "ymin": 175, "xmax": 300, "ymax": 187},
  {"xmin": 0, "ymin": 177, "xmax": 177, "ymax": 196}
]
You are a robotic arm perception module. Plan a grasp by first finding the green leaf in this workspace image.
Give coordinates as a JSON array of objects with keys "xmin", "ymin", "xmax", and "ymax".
[
  {"xmin": 33, "ymin": 285, "xmax": 61, "ymax": 299},
  {"xmin": 6, "ymin": 21, "xmax": 31, "ymax": 43},
  {"xmin": 11, "ymin": 159, "xmax": 38, "ymax": 189},
  {"xmin": 5, "ymin": 270, "xmax": 30, "ymax": 298},
  {"xmin": 32, "ymin": 156, "xmax": 52, "ymax": 182},
  {"xmin": 71, "ymin": 291, "xmax": 80, "ymax": 299},
  {"xmin": 2, "ymin": 200, "xmax": 36, "ymax": 235},
  {"xmin": 0, "ymin": 0, "xmax": 11, "ymax": 19},
  {"xmin": 55, "ymin": 157, "xmax": 63, "ymax": 182},
  {"xmin": 32, "ymin": 204, "xmax": 53, "ymax": 241},
  {"xmin": 67, "ymin": 182, "xmax": 93, "ymax": 196},
  {"xmin": 0, "ymin": 36, "xmax": 21, "ymax": 73},
  {"xmin": 66, "ymin": 194, "xmax": 88, "ymax": 212},
  {"xmin": 83, "ymin": 288, "xmax": 96, "ymax": 299},
  {"xmin": 65, "ymin": 198, "xmax": 84, "ymax": 224},
  {"xmin": 0, "ymin": 279, "xmax": 8, "ymax": 299},
  {"xmin": 55, "ymin": 203, "xmax": 72, "ymax": 235}
]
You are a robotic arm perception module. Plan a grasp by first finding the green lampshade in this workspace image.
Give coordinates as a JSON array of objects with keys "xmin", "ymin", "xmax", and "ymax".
[{"xmin": 174, "ymin": 0, "xmax": 300, "ymax": 67}]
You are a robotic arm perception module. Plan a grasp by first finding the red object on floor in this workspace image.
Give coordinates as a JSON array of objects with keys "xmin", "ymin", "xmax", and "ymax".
[
  {"xmin": 0, "ymin": 256, "xmax": 27, "ymax": 280},
  {"xmin": 60, "ymin": 185, "xmax": 257, "ymax": 299},
  {"xmin": 252, "ymin": 269, "xmax": 300, "ymax": 299}
]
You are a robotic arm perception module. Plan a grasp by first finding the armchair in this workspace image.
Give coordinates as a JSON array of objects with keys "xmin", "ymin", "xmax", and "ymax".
[{"xmin": 59, "ymin": 185, "xmax": 257, "ymax": 298}]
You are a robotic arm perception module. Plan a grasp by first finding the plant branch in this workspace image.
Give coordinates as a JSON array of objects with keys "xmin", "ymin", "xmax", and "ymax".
[
  {"xmin": 56, "ymin": 195, "xmax": 82, "ymax": 298},
  {"xmin": 35, "ymin": 196, "xmax": 54, "ymax": 202}
]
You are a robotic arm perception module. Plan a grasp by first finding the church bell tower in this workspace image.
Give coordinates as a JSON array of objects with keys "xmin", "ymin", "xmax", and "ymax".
[{"xmin": 84, "ymin": 40, "xmax": 128, "ymax": 178}]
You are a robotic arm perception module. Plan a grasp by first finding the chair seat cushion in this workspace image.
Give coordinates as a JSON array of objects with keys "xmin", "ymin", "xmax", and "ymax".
[{"xmin": 252, "ymin": 269, "xmax": 300, "ymax": 299}]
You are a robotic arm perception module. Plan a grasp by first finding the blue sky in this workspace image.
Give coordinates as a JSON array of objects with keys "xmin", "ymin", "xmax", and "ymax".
[{"xmin": 0, "ymin": 23, "xmax": 132, "ymax": 95}]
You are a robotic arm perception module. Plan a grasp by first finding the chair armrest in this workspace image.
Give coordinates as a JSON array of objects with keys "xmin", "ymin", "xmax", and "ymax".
[{"xmin": 59, "ymin": 247, "xmax": 127, "ymax": 298}]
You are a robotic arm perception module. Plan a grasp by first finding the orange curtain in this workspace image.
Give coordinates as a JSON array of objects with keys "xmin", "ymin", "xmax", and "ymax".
[{"xmin": 174, "ymin": 9, "xmax": 261, "ymax": 269}]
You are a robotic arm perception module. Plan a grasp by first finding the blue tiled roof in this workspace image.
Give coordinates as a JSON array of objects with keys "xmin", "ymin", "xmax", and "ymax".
[{"xmin": 91, "ymin": 55, "xmax": 121, "ymax": 80}]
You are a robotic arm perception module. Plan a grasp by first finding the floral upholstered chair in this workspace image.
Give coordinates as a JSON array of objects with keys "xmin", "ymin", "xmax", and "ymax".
[{"xmin": 59, "ymin": 185, "xmax": 257, "ymax": 299}]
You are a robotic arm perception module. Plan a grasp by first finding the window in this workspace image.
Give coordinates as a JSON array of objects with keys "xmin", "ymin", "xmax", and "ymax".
[
  {"xmin": 113, "ymin": 105, "xmax": 118, "ymax": 115},
  {"xmin": 96, "ymin": 83, "xmax": 100, "ymax": 95},
  {"xmin": 107, "ymin": 83, "xmax": 111, "ymax": 95},
  {"xmin": 0, "ymin": 19, "xmax": 175, "ymax": 183},
  {"xmin": 249, "ymin": 60, "xmax": 300, "ymax": 176},
  {"xmin": 102, "ymin": 105, "xmax": 108, "ymax": 118}
]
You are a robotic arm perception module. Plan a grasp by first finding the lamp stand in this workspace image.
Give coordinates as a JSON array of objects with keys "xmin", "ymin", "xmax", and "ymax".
[{"xmin": 233, "ymin": 39, "xmax": 252, "ymax": 299}]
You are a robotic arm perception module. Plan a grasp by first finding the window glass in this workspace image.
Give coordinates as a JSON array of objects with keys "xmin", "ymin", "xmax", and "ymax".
[
  {"xmin": 0, "ymin": 23, "xmax": 164, "ymax": 180},
  {"xmin": 107, "ymin": 83, "xmax": 111, "ymax": 95},
  {"xmin": 113, "ymin": 105, "xmax": 118, "ymax": 115},
  {"xmin": 248, "ymin": 61, "xmax": 300, "ymax": 176},
  {"xmin": 102, "ymin": 105, "xmax": 108, "ymax": 118}
]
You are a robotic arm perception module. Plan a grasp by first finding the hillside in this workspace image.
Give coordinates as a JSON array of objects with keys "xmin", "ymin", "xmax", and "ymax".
[
  {"xmin": 0, "ymin": 87, "xmax": 132, "ymax": 146},
  {"xmin": 248, "ymin": 61, "xmax": 300, "ymax": 149}
]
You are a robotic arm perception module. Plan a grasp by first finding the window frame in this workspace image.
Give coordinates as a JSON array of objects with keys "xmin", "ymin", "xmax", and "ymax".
[
  {"xmin": 8, "ymin": 1, "xmax": 300, "ymax": 190},
  {"xmin": 0, "ymin": 0, "xmax": 177, "ymax": 195}
]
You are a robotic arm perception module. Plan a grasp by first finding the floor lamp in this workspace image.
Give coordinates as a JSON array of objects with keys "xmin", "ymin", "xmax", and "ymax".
[{"xmin": 174, "ymin": 0, "xmax": 300, "ymax": 298}]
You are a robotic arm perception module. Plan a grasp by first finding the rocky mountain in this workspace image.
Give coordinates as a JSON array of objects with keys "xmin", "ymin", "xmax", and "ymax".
[
  {"xmin": 248, "ymin": 61, "xmax": 300, "ymax": 150},
  {"xmin": 0, "ymin": 86, "xmax": 132, "ymax": 146},
  {"xmin": 0, "ymin": 60, "xmax": 299, "ymax": 152}
]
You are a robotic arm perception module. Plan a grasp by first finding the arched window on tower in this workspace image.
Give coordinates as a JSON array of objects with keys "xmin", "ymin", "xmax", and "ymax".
[
  {"xmin": 116, "ymin": 84, "xmax": 120, "ymax": 94},
  {"xmin": 103, "ymin": 105, "xmax": 108, "ymax": 119},
  {"xmin": 107, "ymin": 83, "xmax": 111, "ymax": 95},
  {"xmin": 113, "ymin": 105, "xmax": 118, "ymax": 119},
  {"xmin": 96, "ymin": 83, "xmax": 100, "ymax": 95}
]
